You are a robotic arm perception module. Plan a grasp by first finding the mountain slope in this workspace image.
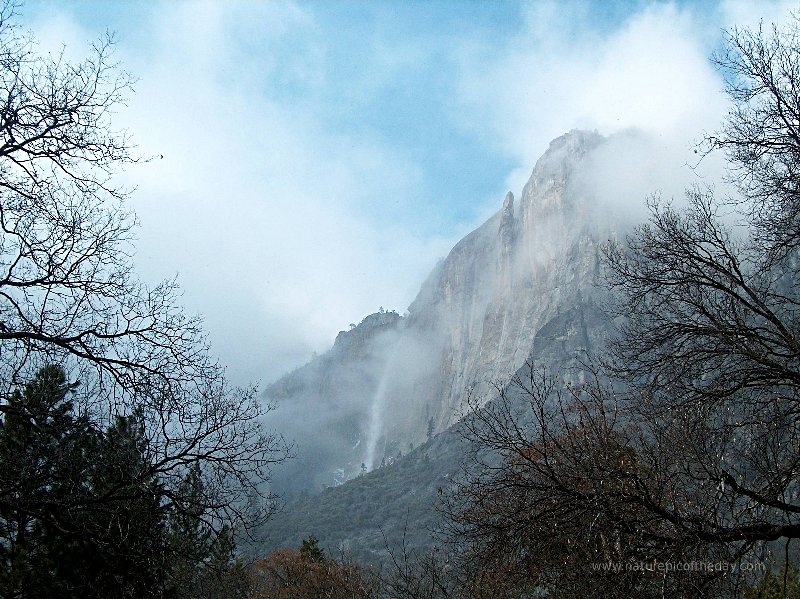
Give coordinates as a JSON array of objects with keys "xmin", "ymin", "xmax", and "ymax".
[
  {"xmin": 257, "ymin": 419, "xmax": 469, "ymax": 564},
  {"xmin": 251, "ymin": 129, "xmax": 666, "ymax": 561},
  {"xmin": 265, "ymin": 129, "xmax": 619, "ymax": 496},
  {"xmin": 267, "ymin": 310, "xmax": 404, "ymax": 494}
]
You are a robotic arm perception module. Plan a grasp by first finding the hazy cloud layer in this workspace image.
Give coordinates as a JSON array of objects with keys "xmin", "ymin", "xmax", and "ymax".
[
  {"xmin": 22, "ymin": 0, "xmax": 797, "ymax": 386},
  {"xmin": 458, "ymin": 2, "xmax": 724, "ymax": 194}
]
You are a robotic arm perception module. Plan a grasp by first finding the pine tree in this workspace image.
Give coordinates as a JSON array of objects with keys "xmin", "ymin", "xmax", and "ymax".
[
  {"xmin": 167, "ymin": 463, "xmax": 213, "ymax": 597},
  {"xmin": 77, "ymin": 411, "xmax": 168, "ymax": 597},
  {"xmin": 745, "ymin": 563, "xmax": 800, "ymax": 599},
  {"xmin": 0, "ymin": 366, "xmax": 190, "ymax": 598},
  {"xmin": 0, "ymin": 364, "xmax": 92, "ymax": 598},
  {"xmin": 299, "ymin": 535, "xmax": 326, "ymax": 564}
]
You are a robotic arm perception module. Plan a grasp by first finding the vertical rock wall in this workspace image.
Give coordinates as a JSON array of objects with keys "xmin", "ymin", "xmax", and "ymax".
[{"xmin": 265, "ymin": 129, "xmax": 620, "ymax": 490}]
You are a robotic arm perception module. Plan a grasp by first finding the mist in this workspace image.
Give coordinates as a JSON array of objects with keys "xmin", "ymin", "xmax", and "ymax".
[
  {"xmin": 81, "ymin": 0, "xmax": 794, "ymax": 568},
  {"xmin": 264, "ymin": 310, "xmax": 445, "ymax": 493},
  {"xmin": 19, "ymin": 0, "xmax": 796, "ymax": 398}
]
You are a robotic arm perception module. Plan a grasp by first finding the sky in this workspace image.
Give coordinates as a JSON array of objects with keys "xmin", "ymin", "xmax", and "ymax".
[{"xmin": 18, "ymin": 0, "xmax": 797, "ymax": 387}]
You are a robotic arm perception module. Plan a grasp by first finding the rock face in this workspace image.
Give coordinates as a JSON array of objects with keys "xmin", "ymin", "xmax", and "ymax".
[
  {"xmin": 266, "ymin": 310, "xmax": 404, "ymax": 493},
  {"xmin": 385, "ymin": 129, "xmax": 611, "ymax": 445},
  {"xmin": 265, "ymin": 129, "xmax": 617, "ymax": 493}
]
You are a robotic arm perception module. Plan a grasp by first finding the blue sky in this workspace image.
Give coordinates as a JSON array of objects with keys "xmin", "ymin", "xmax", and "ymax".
[{"xmin": 18, "ymin": 0, "xmax": 797, "ymax": 385}]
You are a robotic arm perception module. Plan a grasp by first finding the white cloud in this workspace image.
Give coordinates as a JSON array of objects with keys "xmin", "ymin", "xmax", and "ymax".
[
  {"xmin": 720, "ymin": 0, "xmax": 797, "ymax": 31},
  {"xmin": 27, "ymin": 2, "xmax": 457, "ymax": 386},
  {"xmin": 23, "ymin": 0, "xmax": 799, "ymax": 389},
  {"xmin": 125, "ymin": 4, "xmax": 461, "ymax": 385},
  {"xmin": 456, "ymin": 2, "xmax": 733, "ymax": 196}
]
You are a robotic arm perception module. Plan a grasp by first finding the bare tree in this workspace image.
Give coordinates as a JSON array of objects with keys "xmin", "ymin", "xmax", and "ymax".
[
  {"xmin": 603, "ymin": 17, "xmax": 800, "ymax": 552},
  {"xmin": 445, "ymin": 368, "xmax": 736, "ymax": 598},
  {"xmin": 248, "ymin": 545, "xmax": 380, "ymax": 599},
  {"xmin": 380, "ymin": 522, "xmax": 455, "ymax": 599},
  {"xmin": 0, "ymin": 1, "xmax": 288, "ymax": 542},
  {"xmin": 445, "ymin": 15, "xmax": 800, "ymax": 599},
  {"xmin": 707, "ymin": 18, "xmax": 800, "ymax": 260}
]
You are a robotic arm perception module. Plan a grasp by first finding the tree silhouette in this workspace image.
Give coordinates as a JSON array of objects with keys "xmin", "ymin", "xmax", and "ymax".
[
  {"xmin": 0, "ymin": 0, "xmax": 288, "ymax": 546},
  {"xmin": 447, "ymin": 15, "xmax": 800, "ymax": 598}
]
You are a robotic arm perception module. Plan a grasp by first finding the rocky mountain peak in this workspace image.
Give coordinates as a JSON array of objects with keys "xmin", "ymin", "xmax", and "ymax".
[
  {"xmin": 520, "ymin": 129, "xmax": 603, "ymax": 221},
  {"xmin": 498, "ymin": 191, "xmax": 516, "ymax": 261},
  {"xmin": 333, "ymin": 310, "xmax": 402, "ymax": 353},
  {"xmin": 502, "ymin": 190, "xmax": 514, "ymax": 211},
  {"xmin": 532, "ymin": 129, "xmax": 603, "ymax": 182},
  {"xmin": 264, "ymin": 130, "xmax": 616, "ymax": 495}
]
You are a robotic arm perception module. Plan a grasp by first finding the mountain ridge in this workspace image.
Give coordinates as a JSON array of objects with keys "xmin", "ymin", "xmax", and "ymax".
[{"xmin": 265, "ymin": 128, "xmax": 619, "ymax": 496}]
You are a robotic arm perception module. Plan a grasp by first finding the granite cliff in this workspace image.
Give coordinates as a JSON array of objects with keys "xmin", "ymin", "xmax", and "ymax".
[{"xmin": 266, "ymin": 129, "xmax": 618, "ymax": 494}]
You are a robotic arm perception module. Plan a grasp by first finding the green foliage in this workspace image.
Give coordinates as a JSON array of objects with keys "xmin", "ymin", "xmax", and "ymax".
[
  {"xmin": 166, "ymin": 465, "xmax": 252, "ymax": 599},
  {"xmin": 255, "ymin": 425, "xmax": 466, "ymax": 565},
  {"xmin": 168, "ymin": 463, "xmax": 214, "ymax": 593},
  {"xmin": 745, "ymin": 563, "xmax": 800, "ymax": 599},
  {"xmin": 0, "ymin": 366, "xmax": 250, "ymax": 598},
  {"xmin": 0, "ymin": 364, "xmax": 105, "ymax": 597},
  {"xmin": 82, "ymin": 411, "xmax": 168, "ymax": 597},
  {"xmin": 300, "ymin": 534, "xmax": 326, "ymax": 563}
]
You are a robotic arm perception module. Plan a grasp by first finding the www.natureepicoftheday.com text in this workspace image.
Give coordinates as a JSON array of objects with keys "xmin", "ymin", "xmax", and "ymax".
[{"xmin": 591, "ymin": 561, "xmax": 768, "ymax": 574}]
